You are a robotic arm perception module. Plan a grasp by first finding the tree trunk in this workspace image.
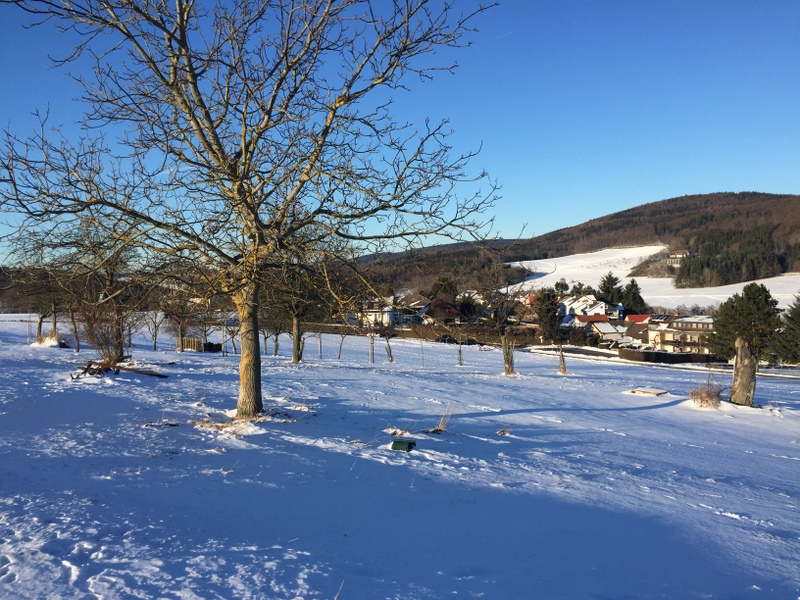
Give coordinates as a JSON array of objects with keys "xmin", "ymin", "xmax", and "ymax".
[
  {"xmin": 36, "ymin": 314, "xmax": 45, "ymax": 342},
  {"xmin": 730, "ymin": 336, "xmax": 757, "ymax": 406},
  {"xmin": 338, "ymin": 334, "xmax": 346, "ymax": 360},
  {"xmin": 272, "ymin": 333, "xmax": 279, "ymax": 357},
  {"xmin": 176, "ymin": 321, "xmax": 186, "ymax": 352},
  {"xmin": 69, "ymin": 308, "xmax": 80, "ymax": 353},
  {"xmin": 51, "ymin": 303, "xmax": 58, "ymax": 338},
  {"xmin": 501, "ymin": 333, "xmax": 516, "ymax": 375},
  {"xmin": 110, "ymin": 307, "xmax": 126, "ymax": 364},
  {"xmin": 457, "ymin": 342, "xmax": 463, "ymax": 367},
  {"xmin": 558, "ymin": 345, "xmax": 568, "ymax": 375},
  {"xmin": 228, "ymin": 330, "xmax": 238, "ymax": 354},
  {"xmin": 291, "ymin": 315, "xmax": 304, "ymax": 364},
  {"xmin": 384, "ymin": 335, "xmax": 394, "ymax": 363},
  {"xmin": 234, "ymin": 282, "xmax": 263, "ymax": 419},
  {"xmin": 369, "ymin": 333, "xmax": 375, "ymax": 364}
]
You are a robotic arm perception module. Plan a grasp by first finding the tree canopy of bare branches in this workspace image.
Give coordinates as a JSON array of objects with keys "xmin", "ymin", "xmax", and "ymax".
[{"xmin": 1, "ymin": 0, "xmax": 498, "ymax": 418}]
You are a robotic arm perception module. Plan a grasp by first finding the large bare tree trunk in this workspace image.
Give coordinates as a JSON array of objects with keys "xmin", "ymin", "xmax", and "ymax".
[
  {"xmin": 234, "ymin": 282, "xmax": 263, "ymax": 419},
  {"xmin": 730, "ymin": 336, "xmax": 757, "ymax": 406}
]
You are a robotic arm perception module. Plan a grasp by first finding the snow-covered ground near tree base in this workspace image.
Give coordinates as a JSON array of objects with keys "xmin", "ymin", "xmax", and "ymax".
[
  {"xmin": 1, "ymin": 317, "xmax": 799, "ymax": 599},
  {"xmin": 510, "ymin": 245, "xmax": 800, "ymax": 309}
]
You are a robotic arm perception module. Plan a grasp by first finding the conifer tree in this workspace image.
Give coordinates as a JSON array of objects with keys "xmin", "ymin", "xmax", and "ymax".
[
  {"xmin": 776, "ymin": 295, "xmax": 800, "ymax": 364},
  {"xmin": 622, "ymin": 279, "xmax": 648, "ymax": 315},
  {"xmin": 533, "ymin": 287, "xmax": 562, "ymax": 343},
  {"xmin": 597, "ymin": 272, "xmax": 623, "ymax": 306},
  {"xmin": 709, "ymin": 283, "xmax": 780, "ymax": 406}
]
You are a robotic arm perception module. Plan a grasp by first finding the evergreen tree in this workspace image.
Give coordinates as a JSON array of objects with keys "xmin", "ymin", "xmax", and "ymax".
[
  {"xmin": 569, "ymin": 282, "xmax": 589, "ymax": 296},
  {"xmin": 776, "ymin": 295, "xmax": 800, "ymax": 364},
  {"xmin": 554, "ymin": 278, "xmax": 569, "ymax": 296},
  {"xmin": 709, "ymin": 283, "xmax": 780, "ymax": 406},
  {"xmin": 622, "ymin": 279, "xmax": 648, "ymax": 315},
  {"xmin": 533, "ymin": 287, "xmax": 562, "ymax": 343},
  {"xmin": 597, "ymin": 272, "xmax": 622, "ymax": 306},
  {"xmin": 429, "ymin": 276, "xmax": 458, "ymax": 303}
]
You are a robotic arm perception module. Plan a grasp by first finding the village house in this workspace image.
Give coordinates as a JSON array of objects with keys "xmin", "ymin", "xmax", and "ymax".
[
  {"xmin": 395, "ymin": 291, "xmax": 431, "ymax": 324},
  {"xmin": 359, "ymin": 296, "xmax": 397, "ymax": 327},
  {"xmin": 559, "ymin": 294, "xmax": 624, "ymax": 320},
  {"xmin": 422, "ymin": 297, "xmax": 464, "ymax": 325},
  {"xmin": 648, "ymin": 315, "xmax": 715, "ymax": 354},
  {"xmin": 458, "ymin": 290, "xmax": 486, "ymax": 304},
  {"xmin": 562, "ymin": 314, "xmax": 608, "ymax": 329},
  {"xmin": 589, "ymin": 320, "xmax": 628, "ymax": 343},
  {"xmin": 620, "ymin": 321, "xmax": 650, "ymax": 348},
  {"xmin": 359, "ymin": 292, "xmax": 432, "ymax": 327}
]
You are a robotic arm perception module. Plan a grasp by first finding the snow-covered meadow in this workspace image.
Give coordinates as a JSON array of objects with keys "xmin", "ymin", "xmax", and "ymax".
[
  {"xmin": 1, "ymin": 313, "xmax": 799, "ymax": 599},
  {"xmin": 2, "ymin": 245, "xmax": 800, "ymax": 599}
]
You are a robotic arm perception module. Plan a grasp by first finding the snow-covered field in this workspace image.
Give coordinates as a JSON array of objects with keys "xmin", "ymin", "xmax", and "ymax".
[
  {"xmin": 511, "ymin": 245, "xmax": 800, "ymax": 309},
  {"xmin": 1, "ymin": 316, "xmax": 799, "ymax": 599}
]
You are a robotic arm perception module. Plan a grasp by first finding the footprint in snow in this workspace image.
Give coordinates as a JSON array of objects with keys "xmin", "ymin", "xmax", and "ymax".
[{"xmin": 0, "ymin": 554, "xmax": 16, "ymax": 584}]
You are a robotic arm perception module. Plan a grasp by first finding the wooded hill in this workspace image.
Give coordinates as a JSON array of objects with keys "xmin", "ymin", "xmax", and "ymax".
[{"xmin": 366, "ymin": 192, "xmax": 800, "ymax": 294}]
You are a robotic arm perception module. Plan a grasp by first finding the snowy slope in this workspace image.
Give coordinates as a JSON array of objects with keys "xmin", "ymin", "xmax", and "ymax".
[
  {"xmin": 510, "ymin": 245, "xmax": 800, "ymax": 309},
  {"xmin": 1, "ymin": 317, "xmax": 799, "ymax": 599}
]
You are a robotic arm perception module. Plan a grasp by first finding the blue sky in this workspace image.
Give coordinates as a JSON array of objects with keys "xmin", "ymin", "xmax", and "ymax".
[{"xmin": 1, "ymin": 1, "xmax": 798, "ymax": 241}]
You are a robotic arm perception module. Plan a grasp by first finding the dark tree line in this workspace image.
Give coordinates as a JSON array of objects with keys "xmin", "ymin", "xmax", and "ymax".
[{"xmin": 676, "ymin": 226, "xmax": 799, "ymax": 288}]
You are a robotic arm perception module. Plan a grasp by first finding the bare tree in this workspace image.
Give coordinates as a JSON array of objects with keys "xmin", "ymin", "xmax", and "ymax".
[
  {"xmin": 9, "ymin": 267, "xmax": 62, "ymax": 343},
  {"xmin": 479, "ymin": 256, "xmax": 524, "ymax": 376},
  {"xmin": 141, "ymin": 310, "xmax": 166, "ymax": 351},
  {"xmin": 259, "ymin": 303, "xmax": 289, "ymax": 357},
  {"xmin": 1, "ymin": 1, "xmax": 497, "ymax": 418},
  {"xmin": 4, "ymin": 211, "xmax": 150, "ymax": 361}
]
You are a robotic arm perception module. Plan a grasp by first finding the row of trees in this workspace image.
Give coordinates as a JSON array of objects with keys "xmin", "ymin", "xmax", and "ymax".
[
  {"xmin": 1, "ymin": 228, "xmax": 380, "ymax": 364},
  {"xmin": 0, "ymin": 0, "xmax": 498, "ymax": 419}
]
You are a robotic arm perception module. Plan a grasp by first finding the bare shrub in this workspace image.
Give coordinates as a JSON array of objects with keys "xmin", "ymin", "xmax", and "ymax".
[
  {"xmin": 689, "ymin": 382, "xmax": 722, "ymax": 409},
  {"xmin": 78, "ymin": 302, "xmax": 128, "ymax": 364},
  {"xmin": 425, "ymin": 404, "xmax": 453, "ymax": 434}
]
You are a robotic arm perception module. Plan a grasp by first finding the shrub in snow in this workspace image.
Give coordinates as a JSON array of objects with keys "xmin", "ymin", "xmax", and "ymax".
[{"xmin": 689, "ymin": 383, "xmax": 722, "ymax": 409}]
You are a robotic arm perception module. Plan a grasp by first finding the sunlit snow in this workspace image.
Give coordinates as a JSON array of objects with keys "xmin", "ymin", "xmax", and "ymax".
[{"xmin": 1, "ymin": 306, "xmax": 799, "ymax": 598}]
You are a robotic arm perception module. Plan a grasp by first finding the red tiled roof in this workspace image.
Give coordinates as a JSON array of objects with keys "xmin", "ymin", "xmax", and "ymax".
[
  {"xmin": 624, "ymin": 314, "xmax": 650, "ymax": 323},
  {"xmin": 574, "ymin": 315, "xmax": 609, "ymax": 323}
]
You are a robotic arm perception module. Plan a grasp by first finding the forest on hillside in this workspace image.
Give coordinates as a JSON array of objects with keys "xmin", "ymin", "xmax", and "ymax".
[
  {"xmin": 368, "ymin": 192, "xmax": 800, "ymax": 293},
  {"xmin": 675, "ymin": 225, "xmax": 800, "ymax": 288},
  {"xmin": 364, "ymin": 244, "xmax": 531, "ymax": 298}
]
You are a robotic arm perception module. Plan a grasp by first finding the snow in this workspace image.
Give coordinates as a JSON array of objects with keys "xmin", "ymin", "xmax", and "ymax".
[
  {"xmin": 1, "ymin": 315, "xmax": 799, "ymax": 599},
  {"xmin": 510, "ymin": 245, "xmax": 800, "ymax": 309}
]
